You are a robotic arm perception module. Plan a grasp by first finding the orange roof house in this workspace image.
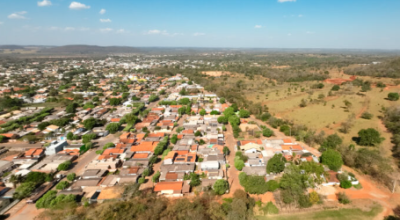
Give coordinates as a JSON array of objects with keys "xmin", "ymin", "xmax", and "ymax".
[
  {"xmin": 111, "ymin": 118, "xmax": 121, "ymax": 123},
  {"xmin": 147, "ymin": 133, "xmax": 165, "ymax": 138},
  {"xmin": 154, "ymin": 181, "xmax": 183, "ymax": 193},
  {"xmin": 130, "ymin": 141, "xmax": 159, "ymax": 153}
]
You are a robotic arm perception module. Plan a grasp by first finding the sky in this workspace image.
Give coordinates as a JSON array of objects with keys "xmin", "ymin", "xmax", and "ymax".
[{"xmin": 0, "ymin": 0, "xmax": 400, "ymax": 49}]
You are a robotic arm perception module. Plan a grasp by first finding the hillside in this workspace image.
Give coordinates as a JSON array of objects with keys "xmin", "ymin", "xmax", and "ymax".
[{"xmin": 344, "ymin": 57, "xmax": 400, "ymax": 78}]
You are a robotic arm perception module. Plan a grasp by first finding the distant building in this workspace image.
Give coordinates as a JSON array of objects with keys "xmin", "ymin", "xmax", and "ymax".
[{"xmin": 45, "ymin": 140, "xmax": 68, "ymax": 155}]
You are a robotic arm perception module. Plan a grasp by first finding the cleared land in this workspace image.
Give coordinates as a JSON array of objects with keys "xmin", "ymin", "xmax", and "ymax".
[{"xmin": 256, "ymin": 204, "xmax": 382, "ymax": 220}]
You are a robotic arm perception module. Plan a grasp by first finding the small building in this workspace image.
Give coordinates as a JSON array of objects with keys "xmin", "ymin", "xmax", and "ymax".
[{"xmin": 45, "ymin": 140, "xmax": 68, "ymax": 155}]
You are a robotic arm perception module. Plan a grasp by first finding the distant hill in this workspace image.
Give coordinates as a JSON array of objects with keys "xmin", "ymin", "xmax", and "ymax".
[
  {"xmin": 0, "ymin": 45, "xmax": 25, "ymax": 50},
  {"xmin": 38, "ymin": 45, "xmax": 145, "ymax": 55}
]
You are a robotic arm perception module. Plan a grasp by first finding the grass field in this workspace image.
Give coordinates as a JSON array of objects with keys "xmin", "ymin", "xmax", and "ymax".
[{"xmin": 256, "ymin": 205, "xmax": 382, "ymax": 220}]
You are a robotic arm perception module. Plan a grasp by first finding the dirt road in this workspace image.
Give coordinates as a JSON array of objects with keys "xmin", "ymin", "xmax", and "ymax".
[{"xmin": 223, "ymin": 124, "xmax": 244, "ymax": 197}]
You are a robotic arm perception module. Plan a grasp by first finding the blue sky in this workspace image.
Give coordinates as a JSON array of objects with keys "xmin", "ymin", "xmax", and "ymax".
[{"xmin": 1, "ymin": 0, "xmax": 400, "ymax": 49}]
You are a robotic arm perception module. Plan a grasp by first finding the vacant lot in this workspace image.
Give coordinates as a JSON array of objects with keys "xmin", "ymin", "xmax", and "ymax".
[
  {"xmin": 202, "ymin": 71, "xmax": 232, "ymax": 77},
  {"xmin": 256, "ymin": 204, "xmax": 382, "ymax": 220}
]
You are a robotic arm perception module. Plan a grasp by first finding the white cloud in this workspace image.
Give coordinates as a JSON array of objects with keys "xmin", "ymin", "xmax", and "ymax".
[
  {"xmin": 116, "ymin": 29, "xmax": 127, "ymax": 34},
  {"xmin": 100, "ymin": 18, "xmax": 111, "ymax": 23},
  {"xmin": 65, "ymin": 27, "xmax": 75, "ymax": 31},
  {"xmin": 0, "ymin": 22, "xmax": 3, "ymax": 25},
  {"xmin": 38, "ymin": 0, "xmax": 52, "ymax": 7},
  {"xmin": 193, "ymin": 32, "xmax": 205, "ymax": 36},
  {"xmin": 287, "ymin": 33, "xmax": 292, "ymax": 36},
  {"xmin": 79, "ymin": 27, "xmax": 90, "ymax": 31},
  {"xmin": 8, "ymin": 11, "xmax": 27, "ymax": 19},
  {"xmin": 254, "ymin": 25, "xmax": 262, "ymax": 29},
  {"xmin": 99, "ymin": 9, "xmax": 106, "ymax": 14},
  {"xmin": 278, "ymin": 0, "xmax": 296, "ymax": 2},
  {"xmin": 306, "ymin": 31, "xmax": 315, "ymax": 34},
  {"xmin": 100, "ymin": 28, "xmax": 113, "ymax": 33},
  {"xmin": 69, "ymin": 2, "xmax": 90, "ymax": 10},
  {"xmin": 146, "ymin": 29, "xmax": 162, "ymax": 34},
  {"xmin": 298, "ymin": 14, "xmax": 303, "ymax": 18}
]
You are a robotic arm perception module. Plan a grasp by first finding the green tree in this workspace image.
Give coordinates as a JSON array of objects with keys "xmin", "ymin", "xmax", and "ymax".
[
  {"xmin": 331, "ymin": 85, "xmax": 340, "ymax": 91},
  {"xmin": 83, "ymin": 117, "xmax": 97, "ymax": 130},
  {"xmin": 262, "ymin": 128, "xmax": 274, "ymax": 137},
  {"xmin": 67, "ymin": 173, "xmax": 76, "ymax": 181},
  {"xmin": 66, "ymin": 132, "xmax": 73, "ymax": 140},
  {"xmin": 213, "ymin": 179, "xmax": 229, "ymax": 195},
  {"xmin": 170, "ymin": 134, "xmax": 178, "ymax": 144},
  {"xmin": 223, "ymin": 146, "xmax": 230, "ymax": 156},
  {"xmin": 320, "ymin": 133, "xmax": 343, "ymax": 150},
  {"xmin": 106, "ymin": 123, "xmax": 120, "ymax": 134},
  {"xmin": 320, "ymin": 149, "xmax": 343, "ymax": 171},
  {"xmin": 219, "ymin": 98, "xmax": 226, "ymax": 104},
  {"xmin": 57, "ymin": 161, "xmax": 72, "ymax": 171},
  {"xmin": 217, "ymin": 116, "xmax": 228, "ymax": 124},
  {"xmin": 199, "ymin": 109, "xmax": 206, "ymax": 116},
  {"xmin": 388, "ymin": 92, "xmax": 400, "ymax": 101},
  {"xmin": 56, "ymin": 181, "xmax": 70, "ymax": 190},
  {"xmin": 357, "ymin": 128, "xmax": 383, "ymax": 146},
  {"xmin": 223, "ymin": 107, "xmax": 235, "ymax": 116},
  {"xmin": 66, "ymin": 103, "xmax": 78, "ymax": 114},
  {"xmin": 239, "ymin": 109, "xmax": 250, "ymax": 118},
  {"xmin": 152, "ymin": 171, "xmax": 161, "ymax": 183},
  {"xmin": 267, "ymin": 154, "xmax": 286, "ymax": 174},
  {"xmin": 234, "ymin": 158, "xmax": 245, "ymax": 171}
]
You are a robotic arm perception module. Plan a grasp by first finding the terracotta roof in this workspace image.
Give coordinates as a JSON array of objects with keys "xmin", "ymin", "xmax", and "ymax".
[
  {"xmin": 147, "ymin": 133, "xmax": 165, "ymax": 138},
  {"xmin": 130, "ymin": 141, "xmax": 159, "ymax": 152},
  {"xmin": 327, "ymin": 171, "xmax": 339, "ymax": 183},
  {"xmin": 182, "ymin": 129, "xmax": 194, "ymax": 134},
  {"xmin": 33, "ymin": 149, "xmax": 44, "ymax": 156},
  {"xmin": 240, "ymin": 140, "xmax": 262, "ymax": 145},
  {"xmin": 111, "ymin": 118, "xmax": 121, "ymax": 122},
  {"xmin": 291, "ymin": 144, "xmax": 303, "ymax": 151},
  {"xmin": 133, "ymin": 153, "xmax": 149, "ymax": 159},
  {"xmin": 165, "ymin": 172, "xmax": 178, "ymax": 180},
  {"xmin": 154, "ymin": 181, "xmax": 183, "ymax": 192},
  {"xmin": 25, "ymin": 148, "xmax": 37, "ymax": 157},
  {"xmin": 164, "ymin": 151, "xmax": 176, "ymax": 160},
  {"xmin": 281, "ymin": 145, "xmax": 291, "ymax": 150},
  {"xmin": 283, "ymin": 139, "xmax": 292, "ymax": 144}
]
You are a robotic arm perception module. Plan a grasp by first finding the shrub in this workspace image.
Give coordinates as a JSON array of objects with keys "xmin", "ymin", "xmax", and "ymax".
[
  {"xmin": 338, "ymin": 192, "xmax": 351, "ymax": 204},
  {"xmin": 262, "ymin": 128, "xmax": 274, "ymax": 137},
  {"xmin": 67, "ymin": 173, "xmax": 76, "ymax": 181},
  {"xmin": 239, "ymin": 173, "xmax": 270, "ymax": 194},
  {"xmin": 138, "ymin": 177, "xmax": 145, "ymax": 184},
  {"xmin": 309, "ymin": 191, "xmax": 320, "ymax": 204},
  {"xmin": 388, "ymin": 92, "xmax": 400, "ymax": 101},
  {"xmin": 267, "ymin": 180, "xmax": 279, "ymax": 192},
  {"xmin": 298, "ymin": 194, "xmax": 312, "ymax": 208},
  {"xmin": 261, "ymin": 202, "xmax": 279, "ymax": 215},
  {"xmin": 361, "ymin": 112, "xmax": 373, "ymax": 120},
  {"xmin": 213, "ymin": 179, "xmax": 229, "ymax": 195},
  {"xmin": 340, "ymin": 180, "xmax": 352, "ymax": 189},
  {"xmin": 106, "ymin": 123, "xmax": 120, "ymax": 134},
  {"xmin": 152, "ymin": 171, "xmax": 161, "ymax": 183},
  {"xmin": 234, "ymin": 158, "xmax": 245, "ymax": 171},
  {"xmin": 331, "ymin": 85, "xmax": 340, "ymax": 91},
  {"xmin": 57, "ymin": 161, "xmax": 72, "ymax": 171},
  {"xmin": 56, "ymin": 181, "xmax": 70, "ymax": 190}
]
